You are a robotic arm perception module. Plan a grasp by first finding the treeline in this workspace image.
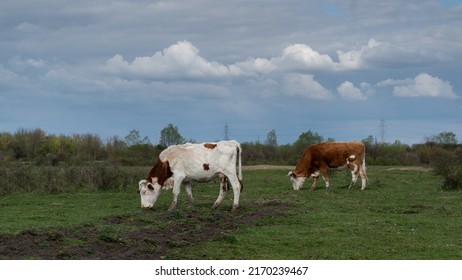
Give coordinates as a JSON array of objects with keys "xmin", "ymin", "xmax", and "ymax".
[
  {"xmin": 0, "ymin": 127, "xmax": 460, "ymax": 167},
  {"xmin": 1, "ymin": 128, "xmax": 461, "ymax": 192},
  {"xmin": 0, "ymin": 128, "xmax": 160, "ymax": 166}
]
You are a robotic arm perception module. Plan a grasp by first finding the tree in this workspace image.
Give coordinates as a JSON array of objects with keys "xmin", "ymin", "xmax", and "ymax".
[
  {"xmin": 293, "ymin": 130, "xmax": 324, "ymax": 155},
  {"xmin": 73, "ymin": 133, "xmax": 104, "ymax": 161},
  {"xmin": 125, "ymin": 129, "xmax": 150, "ymax": 146},
  {"xmin": 159, "ymin": 123, "xmax": 185, "ymax": 147},
  {"xmin": 265, "ymin": 129, "xmax": 278, "ymax": 147},
  {"xmin": 294, "ymin": 130, "xmax": 323, "ymax": 147},
  {"xmin": 425, "ymin": 131, "xmax": 458, "ymax": 145}
]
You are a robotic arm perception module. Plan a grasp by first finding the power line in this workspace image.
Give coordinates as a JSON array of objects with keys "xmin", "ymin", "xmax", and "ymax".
[
  {"xmin": 224, "ymin": 122, "xmax": 229, "ymax": 140},
  {"xmin": 379, "ymin": 117, "xmax": 386, "ymax": 143}
]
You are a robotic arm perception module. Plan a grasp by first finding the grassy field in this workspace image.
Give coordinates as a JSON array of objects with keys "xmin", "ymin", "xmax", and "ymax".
[{"xmin": 1, "ymin": 166, "xmax": 461, "ymax": 259}]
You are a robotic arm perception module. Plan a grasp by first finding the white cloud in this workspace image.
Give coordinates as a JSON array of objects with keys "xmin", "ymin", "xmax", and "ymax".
[
  {"xmin": 232, "ymin": 57, "xmax": 276, "ymax": 75},
  {"xmin": 15, "ymin": 22, "xmax": 41, "ymax": 32},
  {"xmin": 283, "ymin": 73, "xmax": 333, "ymax": 100},
  {"xmin": 103, "ymin": 40, "xmax": 237, "ymax": 79},
  {"xmin": 275, "ymin": 44, "xmax": 337, "ymax": 71},
  {"xmin": 235, "ymin": 40, "xmax": 378, "ymax": 73},
  {"xmin": 103, "ymin": 39, "xmax": 443, "ymax": 83},
  {"xmin": 26, "ymin": 58, "xmax": 46, "ymax": 68},
  {"xmin": 384, "ymin": 73, "xmax": 457, "ymax": 98},
  {"xmin": 337, "ymin": 81, "xmax": 372, "ymax": 100},
  {"xmin": 376, "ymin": 77, "xmax": 414, "ymax": 87},
  {"xmin": 337, "ymin": 39, "xmax": 381, "ymax": 70}
]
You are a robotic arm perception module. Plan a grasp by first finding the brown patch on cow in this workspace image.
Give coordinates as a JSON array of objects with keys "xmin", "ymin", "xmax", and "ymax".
[
  {"xmin": 146, "ymin": 158, "xmax": 173, "ymax": 186},
  {"xmin": 203, "ymin": 163, "xmax": 210, "ymax": 171},
  {"xmin": 204, "ymin": 143, "xmax": 217, "ymax": 149}
]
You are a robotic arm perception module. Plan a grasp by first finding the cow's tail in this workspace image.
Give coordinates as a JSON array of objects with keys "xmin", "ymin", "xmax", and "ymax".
[
  {"xmin": 361, "ymin": 145, "xmax": 368, "ymax": 179},
  {"xmin": 237, "ymin": 144, "xmax": 243, "ymax": 192}
]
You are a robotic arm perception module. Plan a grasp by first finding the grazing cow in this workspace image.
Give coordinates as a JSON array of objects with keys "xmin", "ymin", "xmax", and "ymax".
[
  {"xmin": 138, "ymin": 140, "xmax": 243, "ymax": 211},
  {"xmin": 288, "ymin": 142, "xmax": 367, "ymax": 191}
]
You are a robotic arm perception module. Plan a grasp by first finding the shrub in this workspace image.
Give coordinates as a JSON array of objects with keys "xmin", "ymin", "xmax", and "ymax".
[
  {"xmin": 430, "ymin": 147, "xmax": 462, "ymax": 190},
  {"xmin": 0, "ymin": 163, "xmax": 147, "ymax": 195}
]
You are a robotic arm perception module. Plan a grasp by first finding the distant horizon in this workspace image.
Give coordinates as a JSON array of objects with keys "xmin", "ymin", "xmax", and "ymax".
[{"xmin": 2, "ymin": 122, "xmax": 459, "ymax": 146}]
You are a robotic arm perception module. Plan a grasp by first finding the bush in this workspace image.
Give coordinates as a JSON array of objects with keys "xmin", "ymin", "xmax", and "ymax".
[
  {"xmin": 430, "ymin": 147, "xmax": 462, "ymax": 190},
  {"xmin": 0, "ymin": 163, "xmax": 147, "ymax": 195}
]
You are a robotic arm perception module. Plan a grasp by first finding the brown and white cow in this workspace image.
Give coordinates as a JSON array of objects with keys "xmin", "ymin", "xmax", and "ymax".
[
  {"xmin": 288, "ymin": 142, "xmax": 367, "ymax": 191},
  {"xmin": 138, "ymin": 140, "xmax": 243, "ymax": 211}
]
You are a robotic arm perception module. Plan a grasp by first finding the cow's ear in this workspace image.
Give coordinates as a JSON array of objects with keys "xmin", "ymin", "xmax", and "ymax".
[
  {"xmin": 147, "ymin": 183, "xmax": 155, "ymax": 191},
  {"xmin": 288, "ymin": 171, "xmax": 294, "ymax": 177}
]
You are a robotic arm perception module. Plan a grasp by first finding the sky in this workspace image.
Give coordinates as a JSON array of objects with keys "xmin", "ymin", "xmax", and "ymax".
[{"xmin": 1, "ymin": 0, "xmax": 462, "ymax": 145}]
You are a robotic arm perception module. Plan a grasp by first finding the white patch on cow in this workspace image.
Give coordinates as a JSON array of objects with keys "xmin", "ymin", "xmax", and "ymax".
[
  {"xmin": 288, "ymin": 174, "xmax": 306, "ymax": 190},
  {"xmin": 138, "ymin": 179, "xmax": 161, "ymax": 208},
  {"xmin": 352, "ymin": 163, "xmax": 358, "ymax": 173},
  {"xmin": 311, "ymin": 170, "xmax": 320, "ymax": 177}
]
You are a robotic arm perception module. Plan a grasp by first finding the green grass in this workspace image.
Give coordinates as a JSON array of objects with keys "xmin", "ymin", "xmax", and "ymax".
[
  {"xmin": 170, "ymin": 167, "xmax": 462, "ymax": 259},
  {"xmin": 1, "ymin": 166, "xmax": 462, "ymax": 259},
  {"xmin": 0, "ymin": 190, "xmax": 140, "ymax": 234}
]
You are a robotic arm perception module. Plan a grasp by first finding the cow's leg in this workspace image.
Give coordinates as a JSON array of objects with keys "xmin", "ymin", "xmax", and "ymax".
[
  {"xmin": 169, "ymin": 176, "xmax": 184, "ymax": 211},
  {"xmin": 349, "ymin": 171, "xmax": 359, "ymax": 189},
  {"xmin": 227, "ymin": 175, "xmax": 241, "ymax": 212},
  {"xmin": 359, "ymin": 165, "xmax": 367, "ymax": 190},
  {"xmin": 320, "ymin": 167, "xmax": 330, "ymax": 189},
  {"xmin": 212, "ymin": 176, "xmax": 228, "ymax": 209},
  {"xmin": 348, "ymin": 160, "xmax": 359, "ymax": 189},
  {"xmin": 184, "ymin": 182, "xmax": 194, "ymax": 204},
  {"xmin": 310, "ymin": 176, "xmax": 318, "ymax": 191},
  {"xmin": 310, "ymin": 170, "xmax": 320, "ymax": 191},
  {"xmin": 349, "ymin": 165, "xmax": 359, "ymax": 189}
]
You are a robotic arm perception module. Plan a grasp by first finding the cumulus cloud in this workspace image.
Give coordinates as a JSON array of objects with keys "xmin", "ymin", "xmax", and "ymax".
[
  {"xmin": 283, "ymin": 73, "xmax": 333, "ymax": 100},
  {"xmin": 100, "ymin": 41, "xmax": 457, "ymax": 103},
  {"xmin": 103, "ymin": 39, "xmax": 442, "ymax": 83},
  {"xmin": 234, "ymin": 40, "xmax": 379, "ymax": 74},
  {"xmin": 104, "ymin": 40, "xmax": 238, "ymax": 79},
  {"xmin": 337, "ymin": 81, "xmax": 373, "ymax": 100},
  {"xmin": 104, "ymin": 39, "xmax": 398, "ymax": 81},
  {"xmin": 275, "ymin": 44, "xmax": 337, "ymax": 71},
  {"xmin": 337, "ymin": 39, "xmax": 381, "ymax": 70},
  {"xmin": 238, "ymin": 38, "xmax": 433, "ymax": 74},
  {"xmin": 360, "ymin": 41, "xmax": 445, "ymax": 67},
  {"xmin": 378, "ymin": 73, "xmax": 456, "ymax": 98}
]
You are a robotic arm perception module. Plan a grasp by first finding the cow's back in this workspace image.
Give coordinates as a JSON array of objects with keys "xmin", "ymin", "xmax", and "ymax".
[
  {"xmin": 313, "ymin": 142, "xmax": 365, "ymax": 167},
  {"xmin": 160, "ymin": 141, "xmax": 239, "ymax": 177},
  {"xmin": 296, "ymin": 142, "xmax": 365, "ymax": 171}
]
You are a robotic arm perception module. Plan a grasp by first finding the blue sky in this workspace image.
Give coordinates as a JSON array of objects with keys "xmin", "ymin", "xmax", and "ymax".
[{"xmin": 1, "ymin": 0, "xmax": 462, "ymax": 145}]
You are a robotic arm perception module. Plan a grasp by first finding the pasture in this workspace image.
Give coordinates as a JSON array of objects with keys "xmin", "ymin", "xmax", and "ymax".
[{"xmin": 1, "ymin": 166, "xmax": 461, "ymax": 259}]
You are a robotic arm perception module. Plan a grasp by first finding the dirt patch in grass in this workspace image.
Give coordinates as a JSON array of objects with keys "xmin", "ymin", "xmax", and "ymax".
[{"xmin": 0, "ymin": 200, "xmax": 290, "ymax": 260}]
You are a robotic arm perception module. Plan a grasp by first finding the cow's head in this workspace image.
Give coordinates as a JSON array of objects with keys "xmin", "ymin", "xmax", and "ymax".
[
  {"xmin": 138, "ymin": 178, "xmax": 162, "ymax": 208},
  {"xmin": 287, "ymin": 171, "xmax": 306, "ymax": 190}
]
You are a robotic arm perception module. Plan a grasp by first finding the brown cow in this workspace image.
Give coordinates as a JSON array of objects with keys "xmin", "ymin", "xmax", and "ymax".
[{"xmin": 288, "ymin": 142, "xmax": 367, "ymax": 190}]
